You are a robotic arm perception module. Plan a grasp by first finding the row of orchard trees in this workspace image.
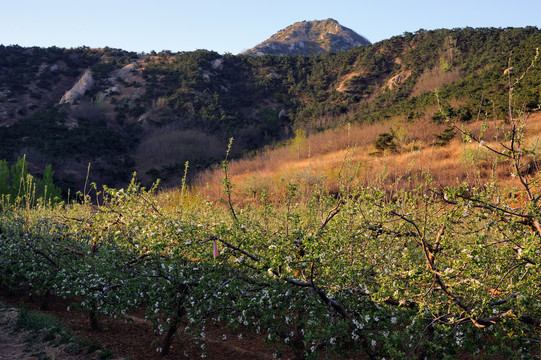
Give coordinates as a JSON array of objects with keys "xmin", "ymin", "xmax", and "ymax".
[
  {"xmin": 0, "ymin": 53, "xmax": 540, "ymax": 359},
  {"xmin": 0, "ymin": 136, "xmax": 540, "ymax": 359}
]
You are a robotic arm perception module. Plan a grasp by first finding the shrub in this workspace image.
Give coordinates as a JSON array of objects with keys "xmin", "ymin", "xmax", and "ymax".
[
  {"xmin": 374, "ymin": 131, "xmax": 397, "ymax": 152},
  {"xmin": 434, "ymin": 126, "xmax": 456, "ymax": 146},
  {"xmin": 0, "ymin": 156, "xmax": 62, "ymax": 205}
]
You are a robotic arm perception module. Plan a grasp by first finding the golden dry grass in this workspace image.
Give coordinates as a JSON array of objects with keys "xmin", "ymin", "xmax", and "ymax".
[
  {"xmin": 195, "ymin": 112, "xmax": 541, "ymax": 203},
  {"xmin": 410, "ymin": 67, "xmax": 462, "ymax": 97}
]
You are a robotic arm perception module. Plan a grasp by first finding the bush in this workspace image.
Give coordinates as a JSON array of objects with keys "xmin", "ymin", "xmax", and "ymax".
[
  {"xmin": 0, "ymin": 156, "xmax": 62, "ymax": 205},
  {"xmin": 434, "ymin": 126, "xmax": 456, "ymax": 146},
  {"xmin": 374, "ymin": 131, "xmax": 397, "ymax": 152}
]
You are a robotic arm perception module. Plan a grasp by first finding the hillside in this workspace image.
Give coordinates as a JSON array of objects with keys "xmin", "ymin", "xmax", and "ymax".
[
  {"xmin": 0, "ymin": 26, "xmax": 540, "ymax": 193},
  {"xmin": 242, "ymin": 18, "xmax": 371, "ymax": 56},
  {"xmin": 196, "ymin": 110, "xmax": 541, "ymax": 203},
  {"xmin": 3, "ymin": 26, "xmax": 541, "ymax": 360}
]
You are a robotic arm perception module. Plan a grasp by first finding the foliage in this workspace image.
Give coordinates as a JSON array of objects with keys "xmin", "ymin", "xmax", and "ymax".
[
  {"xmin": 0, "ymin": 106, "xmax": 139, "ymax": 188},
  {"xmin": 1, "ymin": 118, "xmax": 541, "ymax": 358},
  {"xmin": 2, "ymin": 28, "xmax": 541, "ymax": 192},
  {"xmin": 289, "ymin": 129, "xmax": 307, "ymax": 158},
  {"xmin": 0, "ymin": 156, "xmax": 62, "ymax": 205},
  {"xmin": 374, "ymin": 131, "xmax": 397, "ymax": 152},
  {"xmin": 16, "ymin": 305, "xmax": 77, "ymax": 343},
  {"xmin": 434, "ymin": 125, "xmax": 457, "ymax": 146}
]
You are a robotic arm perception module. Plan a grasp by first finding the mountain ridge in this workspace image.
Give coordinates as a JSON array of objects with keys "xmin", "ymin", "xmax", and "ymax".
[
  {"xmin": 0, "ymin": 26, "xmax": 540, "ymax": 192},
  {"xmin": 242, "ymin": 18, "xmax": 371, "ymax": 56}
]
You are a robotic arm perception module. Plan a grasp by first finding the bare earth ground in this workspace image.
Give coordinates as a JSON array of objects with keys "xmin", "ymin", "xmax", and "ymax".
[
  {"xmin": 0, "ymin": 302, "xmax": 102, "ymax": 360},
  {"xmin": 0, "ymin": 291, "xmax": 287, "ymax": 360},
  {"xmin": 0, "ymin": 309, "xmax": 40, "ymax": 360}
]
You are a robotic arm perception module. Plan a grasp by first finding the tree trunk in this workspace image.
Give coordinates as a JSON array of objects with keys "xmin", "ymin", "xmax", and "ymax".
[
  {"xmin": 161, "ymin": 304, "xmax": 185, "ymax": 356},
  {"xmin": 160, "ymin": 321, "xmax": 180, "ymax": 357},
  {"xmin": 290, "ymin": 337, "xmax": 306, "ymax": 360},
  {"xmin": 89, "ymin": 309, "xmax": 100, "ymax": 331},
  {"xmin": 291, "ymin": 309, "xmax": 306, "ymax": 360},
  {"xmin": 40, "ymin": 290, "xmax": 50, "ymax": 310}
]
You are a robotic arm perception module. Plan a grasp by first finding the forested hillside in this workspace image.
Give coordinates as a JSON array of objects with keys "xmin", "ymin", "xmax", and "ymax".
[
  {"xmin": 0, "ymin": 27, "xmax": 540, "ymax": 192},
  {"xmin": 2, "ymin": 26, "xmax": 541, "ymax": 360}
]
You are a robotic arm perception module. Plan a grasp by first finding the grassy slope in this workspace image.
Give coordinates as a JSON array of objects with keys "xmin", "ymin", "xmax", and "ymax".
[{"xmin": 195, "ymin": 111, "xmax": 541, "ymax": 202}]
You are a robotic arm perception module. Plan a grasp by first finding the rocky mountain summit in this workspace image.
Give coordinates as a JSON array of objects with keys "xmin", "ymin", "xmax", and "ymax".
[{"xmin": 243, "ymin": 18, "xmax": 371, "ymax": 56}]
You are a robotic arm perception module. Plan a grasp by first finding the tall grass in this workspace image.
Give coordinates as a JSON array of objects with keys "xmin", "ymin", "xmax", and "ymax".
[
  {"xmin": 410, "ymin": 67, "xmax": 462, "ymax": 97},
  {"xmin": 195, "ymin": 112, "xmax": 541, "ymax": 202}
]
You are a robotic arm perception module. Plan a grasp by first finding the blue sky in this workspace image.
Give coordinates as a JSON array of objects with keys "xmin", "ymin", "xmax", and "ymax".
[{"xmin": 2, "ymin": 0, "xmax": 541, "ymax": 54}]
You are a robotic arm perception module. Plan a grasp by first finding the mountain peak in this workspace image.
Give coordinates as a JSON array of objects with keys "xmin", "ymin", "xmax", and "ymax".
[{"xmin": 243, "ymin": 19, "xmax": 371, "ymax": 56}]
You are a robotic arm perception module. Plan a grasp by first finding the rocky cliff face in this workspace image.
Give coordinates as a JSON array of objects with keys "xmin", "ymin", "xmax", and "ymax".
[
  {"xmin": 59, "ymin": 69, "xmax": 95, "ymax": 104},
  {"xmin": 243, "ymin": 18, "xmax": 370, "ymax": 56}
]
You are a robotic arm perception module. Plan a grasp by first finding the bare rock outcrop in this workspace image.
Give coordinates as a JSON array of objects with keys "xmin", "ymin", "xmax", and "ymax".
[
  {"xmin": 59, "ymin": 70, "xmax": 95, "ymax": 104},
  {"xmin": 386, "ymin": 70, "xmax": 412, "ymax": 90},
  {"xmin": 243, "ymin": 19, "xmax": 370, "ymax": 56},
  {"xmin": 110, "ymin": 62, "xmax": 138, "ymax": 83},
  {"xmin": 211, "ymin": 58, "xmax": 223, "ymax": 70}
]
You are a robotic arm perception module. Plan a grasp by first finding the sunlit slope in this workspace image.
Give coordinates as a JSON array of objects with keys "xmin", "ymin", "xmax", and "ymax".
[{"xmin": 196, "ymin": 111, "xmax": 541, "ymax": 200}]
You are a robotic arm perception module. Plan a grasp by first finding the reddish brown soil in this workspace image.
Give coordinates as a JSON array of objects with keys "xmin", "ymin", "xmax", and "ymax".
[
  {"xmin": 0, "ymin": 290, "xmax": 285, "ymax": 360},
  {"xmin": 0, "ymin": 303, "xmax": 102, "ymax": 360}
]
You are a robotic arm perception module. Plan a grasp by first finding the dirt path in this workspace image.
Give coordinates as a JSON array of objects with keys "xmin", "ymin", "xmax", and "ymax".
[
  {"xmin": 0, "ymin": 306, "xmax": 39, "ymax": 360},
  {"xmin": 0, "ymin": 302, "xmax": 109, "ymax": 360},
  {"xmin": 0, "ymin": 330, "xmax": 38, "ymax": 360}
]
